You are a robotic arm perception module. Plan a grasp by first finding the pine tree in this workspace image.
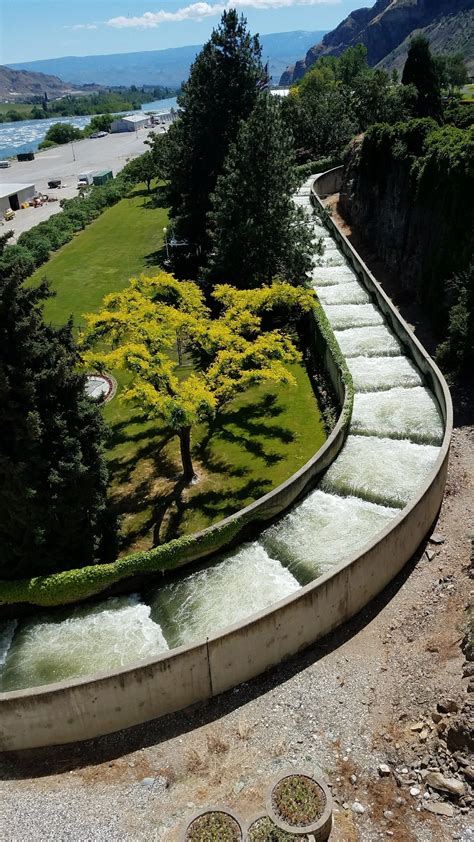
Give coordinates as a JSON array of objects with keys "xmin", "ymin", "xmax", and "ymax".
[
  {"xmin": 167, "ymin": 10, "xmax": 266, "ymax": 259},
  {"xmin": 402, "ymin": 35, "xmax": 442, "ymax": 122},
  {"xmin": 0, "ymin": 272, "xmax": 115, "ymax": 580},
  {"xmin": 205, "ymin": 92, "xmax": 313, "ymax": 289}
]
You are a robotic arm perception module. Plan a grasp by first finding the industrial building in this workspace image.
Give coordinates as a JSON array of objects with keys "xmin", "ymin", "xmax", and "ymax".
[
  {"xmin": 110, "ymin": 114, "xmax": 150, "ymax": 133},
  {"xmin": 0, "ymin": 182, "xmax": 35, "ymax": 214}
]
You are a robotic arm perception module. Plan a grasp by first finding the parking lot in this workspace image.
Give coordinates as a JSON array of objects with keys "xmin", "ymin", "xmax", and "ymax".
[{"xmin": 2, "ymin": 129, "xmax": 150, "ymax": 239}]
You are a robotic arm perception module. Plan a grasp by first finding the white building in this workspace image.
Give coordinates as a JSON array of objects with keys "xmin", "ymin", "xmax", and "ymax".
[
  {"xmin": 110, "ymin": 114, "xmax": 150, "ymax": 133},
  {"xmin": 0, "ymin": 182, "xmax": 35, "ymax": 214}
]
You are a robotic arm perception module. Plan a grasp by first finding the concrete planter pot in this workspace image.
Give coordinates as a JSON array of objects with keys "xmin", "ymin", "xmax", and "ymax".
[
  {"xmin": 182, "ymin": 806, "xmax": 244, "ymax": 841},
  {"xmin": 245, "ymin": 812, "xmax": 303, "ymax": 840},
  {"xmin": 266, "ymin": 770, "xmax": 333, "ymax": 841}
]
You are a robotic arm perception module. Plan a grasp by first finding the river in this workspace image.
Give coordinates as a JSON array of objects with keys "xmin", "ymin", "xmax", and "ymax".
[{"xmin": 0, "ymin": 96, "xmax": 178, "ymax": 160}]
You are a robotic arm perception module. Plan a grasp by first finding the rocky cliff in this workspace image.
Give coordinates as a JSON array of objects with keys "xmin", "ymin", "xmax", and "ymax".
[
  {"xmin": 280, "ymin": 0, "xmax": 474, "ymax": 84},
  {"xmin": 338, "ymin": 120, "xmax": 474, "ymax": 334},
  {"xmin": 0, "ymin": 66, "xmax": 76, "ymax": 100}
]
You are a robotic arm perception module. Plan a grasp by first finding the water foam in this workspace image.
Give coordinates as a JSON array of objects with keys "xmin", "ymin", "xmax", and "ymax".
[
  {"xmin": 335, "ymin": 325, "xmax": 403, "ymax": 357},
  {"xmin": 321, "ymin": 435, "xmax": 440, "ymax": 508},
  {"xmin": 324, "ymin": 303, "xmax": 384, "ymax": 330},
  {"xmin": 351, "ymin": 387, "xmax": 444, "ymax": 444},
  {"xmin": 150, "ymin": 543, "xmax": 299, "ymax": 649},
  {"xmin": 261, "ymin": 490, "xmax": 398, "ymax": 585},
  {"xmin": 0, "ymin": 596, "xmax": 168, "ymax": 692},
  {"xmin": 347, "ymin": 356, "xmax": 423, "ymax": 392}
]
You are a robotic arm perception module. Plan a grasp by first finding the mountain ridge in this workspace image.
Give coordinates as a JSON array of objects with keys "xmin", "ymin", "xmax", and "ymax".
[
  {"xmin": 280, "ymin": 0, "xmax": 474, "ymax": 84},
  {"xmin": 7, "ymin": 31, "xmax": 327, "ymax": 89}
]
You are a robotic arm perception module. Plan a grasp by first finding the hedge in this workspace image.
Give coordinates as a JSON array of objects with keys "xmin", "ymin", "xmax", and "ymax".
[{"xmin": 3, "ymin": 175, "xmax": 133, "ymax": 281}]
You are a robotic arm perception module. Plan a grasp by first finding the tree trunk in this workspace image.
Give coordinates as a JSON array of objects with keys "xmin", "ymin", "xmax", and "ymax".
[{"xmin": 179, "ymin": 426, "xmax": 195, "ymax": 482}]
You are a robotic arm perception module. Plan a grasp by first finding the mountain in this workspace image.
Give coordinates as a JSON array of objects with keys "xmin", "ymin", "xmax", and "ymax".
[
  {"xmin": 0, "ymin": 66, "xmax": 77, "ymax": 100},
  {"xmin": 8, "ymin": 31, "xmax": 327, "ymax": 89},
  {"xmin": 280, "ymin": 0, "xmax": 474, "ymax": 84}
]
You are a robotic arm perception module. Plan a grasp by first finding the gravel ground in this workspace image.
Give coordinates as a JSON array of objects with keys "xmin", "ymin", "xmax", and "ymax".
[
  {"xmin": 0, "ymin": 204, "xmax": 472, "ymax": 842},
  {"xmin": 2, "ymin": 130, "xmax": 149, "ymax": 240}
]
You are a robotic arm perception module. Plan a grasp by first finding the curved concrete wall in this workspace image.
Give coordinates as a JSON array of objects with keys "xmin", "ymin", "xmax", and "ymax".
[{"xmin": 0, "ymin": 172, "xmax": 452, "ymax": 751}]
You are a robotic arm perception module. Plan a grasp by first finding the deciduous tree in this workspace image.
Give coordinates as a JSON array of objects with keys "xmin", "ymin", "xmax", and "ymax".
[{"xmin": 84, "ymin": 272, "xmax": 314, "ymax": 482}]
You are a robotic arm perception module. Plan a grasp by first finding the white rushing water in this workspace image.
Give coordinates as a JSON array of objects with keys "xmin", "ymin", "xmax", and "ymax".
[
  {"xmin": 0, "ymin": 175, "xmax": 445, "ymax": 692},
  {"xmin": 347, "ymin": 356, "xmax": 423, "ymax": 392},
  {"xmin": 149, "ymin": 543, "xmax": 299, "ymax": 649},
  {"xmin": 321, "ymin": 435, "xmax": 440, "ymax": 508},
  {"xmin": 0, "ymin": 621, "xmax": 17, "ymax": 667},
  {"xmin": 261, "ymin": 490, "xmax": 398, "ymax": 584},
  {"xmin": 351, "ymin": 387, "xmax": 444, "ymax": 444},
  {"xmin": 324, "ymin": 303, "xmax": 385, "ymax": 330},
  {"xmin": 317, "ymin": 282, "xmax": 371, "ymax": 306},
  {"xmin": 310, "ymin": 265, "xmax": 360, "ymax": 286},
  {"xmin": 0, "ymin": 596, "xmax": 168, "ymax": 691},
  {"xmin": 335, "ymin": 324, "xmax": 404, "ymax": 357}
]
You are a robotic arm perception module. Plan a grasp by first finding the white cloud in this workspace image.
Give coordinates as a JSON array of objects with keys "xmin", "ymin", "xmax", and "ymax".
[
  {"xmin": 67, "ymin": 23, "xmax": 99, "ymax": 30},
  {"xmin": 107, "ymin": 0, "xmax": 337, "ymax": 28}
]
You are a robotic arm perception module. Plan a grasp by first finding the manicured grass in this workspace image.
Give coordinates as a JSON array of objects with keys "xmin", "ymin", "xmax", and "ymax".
[
  {"xmin": 31, "ymin": 188, "xmax": 168, "ymax": 327},
  {"xmin": 105, "ymin": 362, "xmax": 326, "ymax": 552},
  {"xmin": 28, "ymin": 185, "xmax": 326, "ymax": 552}
]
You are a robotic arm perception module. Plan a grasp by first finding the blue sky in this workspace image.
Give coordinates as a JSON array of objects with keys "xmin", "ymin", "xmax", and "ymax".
[{"xmin": 1, "ymin": 0, "xmax": 364, "ymax": 63}]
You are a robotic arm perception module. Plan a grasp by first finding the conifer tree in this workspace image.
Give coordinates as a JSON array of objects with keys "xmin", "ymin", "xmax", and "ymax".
[
  {"xmin": 167, "ymin": 10, "xmax": 266, "ymax": 259},
  {"xmin": 0, "ymin": 271, "xmax": 115, "ymax": 580},
  {"xmin": 402, "ymin": 35, "xmax": 442, "ymax": 121},
  {"xmin": 205, "ymin": 92, "xmax": 313, "ymax": 289}
]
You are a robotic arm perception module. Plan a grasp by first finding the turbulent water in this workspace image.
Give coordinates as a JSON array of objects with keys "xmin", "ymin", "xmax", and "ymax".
[
  {"xmin": 0, "ymin": 96, "xmax": 177, "ymax": 158},
  {"xmin": 149, "ymin": 544, "xmax": 299, "ymax": 649},
  {"xmin": 0, "ymin": 115, "xmax": 92, "ymax": 159},
  {"xmin": 260, "ymin": 490, "xmax": 398, "ymax": 584},
  {"xmin": 0, "ymin": 596, "xmax": 167, "ymax": 692},
  {"xmin": 0, "ymin": 176, "xmax": 445, "ymax": 691}
]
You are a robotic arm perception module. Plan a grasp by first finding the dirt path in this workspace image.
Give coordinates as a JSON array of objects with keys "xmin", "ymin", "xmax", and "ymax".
[{"xmin": 1, "ymin": 206, "xmax": 472, "ymax": 841}]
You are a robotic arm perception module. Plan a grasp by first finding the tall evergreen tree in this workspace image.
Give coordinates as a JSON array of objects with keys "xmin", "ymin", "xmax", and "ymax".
[
  {"xmin": 205, "ymin": 92, "xmax": 313, "ymax": 289},
  {"xmin": 402, "ymin": 35, "xmax": 442, "ymax": 121},
  {"xmin": 167, "ymin": 10, "xmax": 266, "ymax": 259},
  {"xmin": 0, "ymin": 268, "xmax": 115, "ymax": 580}
]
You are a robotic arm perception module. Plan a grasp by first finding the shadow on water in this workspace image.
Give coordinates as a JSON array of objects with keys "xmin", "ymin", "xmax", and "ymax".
[{"xmin": 0, "ymin": 534, "xmax": 433, "ymax": 779}]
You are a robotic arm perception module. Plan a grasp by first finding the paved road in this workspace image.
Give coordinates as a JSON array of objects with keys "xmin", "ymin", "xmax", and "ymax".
[{"xmin": 1, "ymin": 129, "xmax": 150, "ymax": 240}]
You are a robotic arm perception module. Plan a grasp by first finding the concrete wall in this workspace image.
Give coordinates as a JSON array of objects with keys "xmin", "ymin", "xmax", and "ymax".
[{"xmin": 0, "ymin": 171, "xmax": 452, "ymax": 751}]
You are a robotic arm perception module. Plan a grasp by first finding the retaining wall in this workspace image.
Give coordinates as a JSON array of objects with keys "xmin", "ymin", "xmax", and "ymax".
[{"xmin": 0, "ymin": 171, "xmax": 452, "ymax": 751}]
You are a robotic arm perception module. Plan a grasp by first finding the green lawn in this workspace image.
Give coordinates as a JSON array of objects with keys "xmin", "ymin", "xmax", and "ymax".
[
  {"xmin": 29, "ymin": 186, "xmax": 326, "ymax": 552},
  {"xmin": 32, "ymin": 189, "xmax": 168, "ymax": 327}
]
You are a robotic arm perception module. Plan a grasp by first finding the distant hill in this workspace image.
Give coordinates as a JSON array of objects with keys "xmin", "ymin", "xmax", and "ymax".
[
  {"xmin": 8, "ymin": 31, "xmax": 327, "ymax": 89},
  {"xmin": 0, "ymin": 66, "xmax": 77, "ymax": 100},
  {"xmin": 280, "ymin": 0, "xmax": 474, "ymax": 84}
]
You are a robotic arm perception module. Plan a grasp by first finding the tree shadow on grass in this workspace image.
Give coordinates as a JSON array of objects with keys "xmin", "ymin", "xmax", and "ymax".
[
  {"xmin": 108, "ymin": 390, "xmax": 296, "ymax": 549},
  {"xmin": 143, "ymin": 246, "xmax": 168, "ymax": 269}
]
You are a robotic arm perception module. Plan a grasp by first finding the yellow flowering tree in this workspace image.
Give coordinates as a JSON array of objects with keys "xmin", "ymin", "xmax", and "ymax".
[{"xmin": 83, "ymin": 271, "xmax": 315, "ymax": 482}]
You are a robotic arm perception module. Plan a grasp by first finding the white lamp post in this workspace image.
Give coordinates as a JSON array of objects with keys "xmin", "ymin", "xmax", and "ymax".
[{"xmin": 163, "ymin": 227, "xmax": 169, "ymax": 260}]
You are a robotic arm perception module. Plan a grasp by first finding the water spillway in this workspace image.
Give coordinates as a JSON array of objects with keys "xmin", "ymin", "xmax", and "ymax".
[{"xmin": 0, "ymin": 175, "xmax": 448, "ymax": 703}]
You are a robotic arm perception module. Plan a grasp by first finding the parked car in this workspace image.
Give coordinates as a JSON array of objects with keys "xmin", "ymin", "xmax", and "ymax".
[
  {"xmin": 90, "ymin": 131, "xmax": 108, "ymax": 138},
  {"xmin": 0, "ymin": 160, "xmax": 12, "ymax": 168}
]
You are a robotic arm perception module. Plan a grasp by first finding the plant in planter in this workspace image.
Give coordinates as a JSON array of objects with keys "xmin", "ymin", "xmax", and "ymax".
[
  {"xmin": 246, "ymin": 814, "xmax": 301, "ymax": 841},
  {"xmin": 184, "ymin": 808, "xmax": 243, "ymax": 841},
  {"xmin": 266, "ymin": 771, "xmax": 333, "ymax": 841}
]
